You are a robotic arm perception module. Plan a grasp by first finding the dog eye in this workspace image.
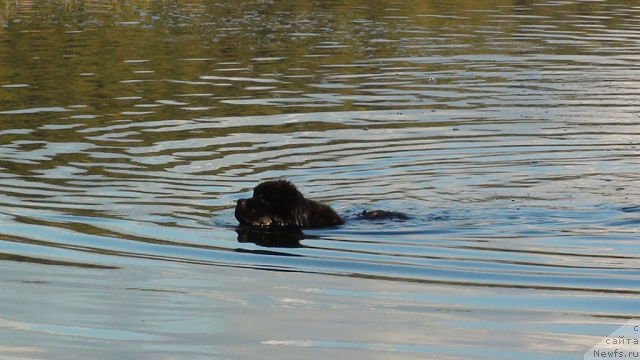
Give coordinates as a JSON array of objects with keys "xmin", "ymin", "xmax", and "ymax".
[{"xmin": 255, "ymin": 194, "xmax": 268, "ymax": 205}]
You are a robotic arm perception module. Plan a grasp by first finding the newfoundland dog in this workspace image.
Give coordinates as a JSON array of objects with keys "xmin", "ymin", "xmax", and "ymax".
[{"xmin": 235, "ymin": 180, "xmax": 407, "ymax": 229}]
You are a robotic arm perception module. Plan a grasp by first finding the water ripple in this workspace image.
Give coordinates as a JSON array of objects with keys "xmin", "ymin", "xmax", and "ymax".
[{"xmin": 1, "ymin": 0, "xmax": 639, "ymax": 315}]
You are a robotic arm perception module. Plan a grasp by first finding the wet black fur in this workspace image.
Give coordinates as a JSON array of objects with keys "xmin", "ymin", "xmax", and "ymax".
[
  {"xmin": 359, "ymin": 209, "xmax": 409, "ymax": 221},
  {"xmin": 235, "ymin": 180, "xmax": 344, "ymax": 229}
]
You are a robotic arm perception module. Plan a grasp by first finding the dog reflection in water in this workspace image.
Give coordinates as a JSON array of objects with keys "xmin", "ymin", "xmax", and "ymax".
[
  {"xmin": 235, "ymin": 227, "xmax": 306, "ymax": 248},
  {"xmin": 235, "ymin": 180, "xmax": 408, "ymax": 247}
]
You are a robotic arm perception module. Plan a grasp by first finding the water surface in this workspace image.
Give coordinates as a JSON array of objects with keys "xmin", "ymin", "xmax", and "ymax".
[{"xmin": 1, "ymin": 0, "xmax": 639, "ymax": 359}]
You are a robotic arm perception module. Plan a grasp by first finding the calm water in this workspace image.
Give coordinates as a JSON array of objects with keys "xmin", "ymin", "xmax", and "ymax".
[{"xmin": 1, "ymin": 0, "xmax": 639, "ymax": 359}]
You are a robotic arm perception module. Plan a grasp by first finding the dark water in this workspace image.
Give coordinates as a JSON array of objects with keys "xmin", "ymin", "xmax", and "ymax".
[{"xmin": 1, "ymin": 0, "xmax": 640, "ymax": 359}]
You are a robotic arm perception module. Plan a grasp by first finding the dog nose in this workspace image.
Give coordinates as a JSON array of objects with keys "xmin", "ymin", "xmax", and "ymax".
[{"xmin": 237, "ymin": 199, "xmax": 247, "ymax": 208}]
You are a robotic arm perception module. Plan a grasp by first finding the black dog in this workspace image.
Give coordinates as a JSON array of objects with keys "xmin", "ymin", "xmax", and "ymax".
[
  {"xmin": 235, "ymin": 180, "xmax": 408, "ymax": 229},
  {"xmin": 235, "ymin": 180, "xmax": 344, "ymax": 228}
]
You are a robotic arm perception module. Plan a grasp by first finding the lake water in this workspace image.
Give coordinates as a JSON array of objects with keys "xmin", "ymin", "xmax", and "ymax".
[{"xmin": 1, "ymin": 0, "xmax": 639, "ymax": 359}]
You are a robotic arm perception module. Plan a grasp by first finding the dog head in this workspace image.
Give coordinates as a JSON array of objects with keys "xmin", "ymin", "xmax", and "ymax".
[{"xmin": 235, "ymin": 180, "xmax": 307, "ymax": 228}]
